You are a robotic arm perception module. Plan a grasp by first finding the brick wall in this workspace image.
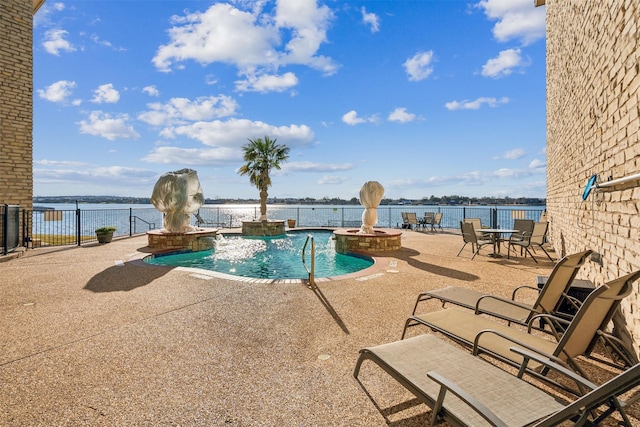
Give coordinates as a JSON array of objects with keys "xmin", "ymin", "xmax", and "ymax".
[
  {"xmin": 546, "ymin": 0, "xmax": 640, "ymax": 354},
  {"xmin": 1, "ymin": 1, "xmax": 34, "ymax": 246}
]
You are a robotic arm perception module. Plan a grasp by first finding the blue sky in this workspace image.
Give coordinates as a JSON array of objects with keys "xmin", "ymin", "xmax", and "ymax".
[{"xmin": 33, "ymin": 0, "xmax": 547, "ymax": 200}]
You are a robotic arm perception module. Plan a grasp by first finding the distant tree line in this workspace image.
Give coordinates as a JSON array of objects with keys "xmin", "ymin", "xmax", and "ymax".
[{"xmin": 34, "ymin": 195, "xmax": 546, "ymax": 206}]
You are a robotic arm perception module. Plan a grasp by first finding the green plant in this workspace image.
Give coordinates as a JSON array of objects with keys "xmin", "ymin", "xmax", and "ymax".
[
  {"xmin": 95, "ymin": 226, "xmax": 116, "ymax": 233},
  {"xmin": 238, "ymin": 136, "xmax": 289, "ymax": 221}
]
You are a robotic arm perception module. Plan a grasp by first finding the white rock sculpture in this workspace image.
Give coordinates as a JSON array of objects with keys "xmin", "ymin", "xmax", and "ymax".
[
  {"xmin": 150, "ymin": 168, "xmax": 204, "ymax": 233},
  {"xmin": 358, "ymin": 181, "xmax": 384, "ymax": 235}
]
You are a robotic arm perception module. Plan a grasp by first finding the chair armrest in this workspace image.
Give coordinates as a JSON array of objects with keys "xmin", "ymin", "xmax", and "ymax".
[
  {"xmin": 475, "ymin": 294, "xmax": 537, "ymax": 315},
  {"xmin": 427, "ymin": 371, "xmax": 509, "ymax": 427},
  {"xmin": 509, "ymin": 347, "xmax": 597, "ymax": 395},
  {"xmin": 511, "ymin": 284, "xmax": 541, "ymax": 301},
  {"xmin": 527, "ymin": 313, "xmax": 571, "ymax": 338}
]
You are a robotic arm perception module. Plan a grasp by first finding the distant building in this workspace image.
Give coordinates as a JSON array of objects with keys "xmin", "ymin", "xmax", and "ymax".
[
  {"xmin": 0, "ymin": 1, "xmax": 43, "ymax": 247},
  {"xmin": 543, "ymin": 0, "xmax": 640, "ymax": 356}
]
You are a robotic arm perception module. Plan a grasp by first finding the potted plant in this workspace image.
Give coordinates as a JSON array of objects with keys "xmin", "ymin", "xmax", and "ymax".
[
  {"xmin": 287, "ymin": 219, "xmax": 296, "ymax": 228},
  {"xmin": 95, "ymin": 226, "xmax": 116, "ymax": 244}
]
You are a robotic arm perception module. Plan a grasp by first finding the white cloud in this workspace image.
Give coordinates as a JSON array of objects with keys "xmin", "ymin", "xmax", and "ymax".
[
  {"xmin": 494, "ymin": 148, "xmax": 526, "ymax": 160},
  {"xmin": 37, "ymin": 80, "xmax": 77, "ymax": 103},
  {"xmin": 481, "ymin": 48, "xmax": 528, "ymax": 78},
  {"xmin": 142, "ymin": 146, "xmax": 239, "ymax": 165},
  {"xmin": 388, "ymin": 107, "xmax": 416, "ymax": 123},
  {"xmin": 43, "ymin": 29, "xmax": 76, "ymax": 56},
  {"xmin": 235, "ymin": 72, "xmax": 299, "ymax": 93},
  {"xmin": 318, "ymin": 175, "xmax": 349, "ymax": 185},
  {"xmin": 161, "ymin": 118, "xmax": 315, "ymax": 148},
  {"xmin": 476, "ymin": 0, "xmax": 546, "ymax": 45},
  {"xmin": 361, "ymin": 7, "xmax": 380, "ymax": 33},
  {"xmin": 342, "ymin": 110, "xmax": 378, "ymax": 126},
  {"xmin": 138, "ymin": 95, "xmax": 239, "ymax": 126},
  {"xmin": 403, "ymin": 51, "xmax": 435, "ymax": 81},
  {"xmin": 152, "ymin": 0, "xmax": 337, "ymax": 82},
  {"xmin": 78, "ymin": 111, "xmax": 140, "ymax": 141},
  {"xmin": 34, "ymin": 2, "xmax": 65, "ymax": 28},
  {"xmin": 445, "ymin": 96, "xmax": 509, "ymax": 110},
  {"xmin": 283, "ymin": 162, "xmax": 354, "ymax": 172},
  {"xmin": 91, "ymin": 84, "xmax": 120, "ymax": 104},
  {"xmin": 34, "ymin": 164, "xmax": 157, "ymax": 185},
  {"xmin": 529, "ymin": 158, "xmax": 546, "ymax": 168},
  {"xmin": 142, "ymin": 86, "xmax": 160, "ymax": 97}
]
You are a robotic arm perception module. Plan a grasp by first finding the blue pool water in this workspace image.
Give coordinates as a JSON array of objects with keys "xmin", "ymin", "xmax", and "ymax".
[{"xmin": 145, "ymin": 230, "xmax": 374, "ymax": 279}]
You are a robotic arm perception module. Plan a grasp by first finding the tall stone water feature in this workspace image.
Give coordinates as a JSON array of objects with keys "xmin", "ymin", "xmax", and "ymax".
[
  {"xmin": 333, "ymin": 181, "xmax": 402, "ymax": 254},
  {"xmin": 147, "ymin": 168, "xmax": 216, "ymax": 251}
]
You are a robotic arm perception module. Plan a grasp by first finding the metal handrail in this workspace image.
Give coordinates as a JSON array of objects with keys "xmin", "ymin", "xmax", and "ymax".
[
  {"xmin": 302, "ymin": 234, "xmax": 316, "ymax": 289},
  {"xmin": 130, "ymin": 215, "xmax": 156, "ymax": 235}
]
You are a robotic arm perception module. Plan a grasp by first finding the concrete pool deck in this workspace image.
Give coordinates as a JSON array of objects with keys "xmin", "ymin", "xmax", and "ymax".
[{"xmin": 0, "ymin": 229, "xmax": 635, "ymax": 425}]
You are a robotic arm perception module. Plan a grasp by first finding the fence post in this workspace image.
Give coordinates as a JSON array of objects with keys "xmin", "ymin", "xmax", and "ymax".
[
  {"xmin": 76, "ymin": 205, "xmax": 82, "ymax": 246},
  {"xmin": 129, "ymin": 208, "xmax": 133, "ymax": 236},
  {"xmin": 296, "ymin": 207, "xmax": 300, "ymax": 227},
  {"xmin": 491, "ymin": 208, "xmax": 498, "ymax": 228}
]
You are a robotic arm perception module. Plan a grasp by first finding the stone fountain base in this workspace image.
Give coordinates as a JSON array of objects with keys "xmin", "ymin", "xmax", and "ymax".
[
  {"xmin": 333, "ymin": 228, "xmax": 402, "ymax": 254},
  {"xmin": 242, "ymin": 220, "xmax": 285, "ymax": 236},
  {"xmin": 147, "ymin": 228, "xmax": 216, "ymax": 252}
]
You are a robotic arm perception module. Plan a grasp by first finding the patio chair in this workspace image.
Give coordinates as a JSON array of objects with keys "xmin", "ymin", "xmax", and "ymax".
[
  {"xmin": 507, "ymin": 219, "xmax": 536, "ymax": 262},
  {"xmin": 402, "ymin": 212, "xmax": 419, "ymax": 230},
  {"xmin": 402, "ymin": 271, "xmax": 640, "ymax": 380},
  {"xmin": 530, "ymin": 221, "xmax": 554, "ymax": 261},
  {"xmin": 354, "ymin": 334, "xmax": 639, "ymax": 427},
  {"xmin": 464, "ymin": 218, "xmax": 490, "ymax": 239},
  {"xmin": 421, "ymin": 212, "xmax": 435, "ymax": 230},
  {"xmin": 457, "ymin": 221, "xmax": 493, "ymax": 259},
  {"xmin": 407, "ymin": 250, "xmax": 593, "ymax": 331},
  {"xmin": 424, "ymin": 212, "xmax": 443, "ymax": 232}
]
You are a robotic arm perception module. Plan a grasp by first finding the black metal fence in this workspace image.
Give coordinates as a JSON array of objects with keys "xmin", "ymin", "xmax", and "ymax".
[
  {"xmin": 196, "ymin": 205, "xmax": 546, "ymax": 231},
  {"xmin": 24, "ymin": 207, "xmax": 161, "ymax": 248},
  {"xmin": 14, "ymin": 205, "xmax": 545, "ymax": 249}
]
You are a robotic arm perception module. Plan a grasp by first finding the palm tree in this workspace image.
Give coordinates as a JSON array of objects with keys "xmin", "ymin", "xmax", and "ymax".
[{"xmin": 238, "ymin": 136, "xmax": 290, "ymax": 221}]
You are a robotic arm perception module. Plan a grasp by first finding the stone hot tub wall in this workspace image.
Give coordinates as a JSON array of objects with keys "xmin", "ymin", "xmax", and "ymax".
[
  {"xmin": 147, "ymin": 229, "xmax": 216, "ymax": 252},
  {"xmin": 333, "ymin": 229, "xmax": 402, "ymax": 254}
]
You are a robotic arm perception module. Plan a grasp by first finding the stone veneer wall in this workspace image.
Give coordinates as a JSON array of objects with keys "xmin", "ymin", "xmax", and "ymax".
[
  {"xmin": 1, "ymin": 1, "xmax": 34, "ymax": 246},
  {"xmin": 545, "ymin": 0, "xmax": 640, "ymax": 354}
]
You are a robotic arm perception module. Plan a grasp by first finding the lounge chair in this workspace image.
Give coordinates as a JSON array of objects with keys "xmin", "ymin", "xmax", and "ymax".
[
  {"xmin": 507, "ymin": 219, "xmax": 535, "ymax": 262},
  {"xmin": 402, "ymin": 271, "xmax": 640, "ymax": 379},
  {"xmin": 354, "ymin": 334, "xmax": 639, "ymax": 426},
  {"xmin": 457, "ymin": 221, "xmax": 493, "ymax": 259},
  {"xmin": 529, "ymin": 221, "xmax": 554, "ymax": 262},
  {"xmin": 407, "ymin": 250, "xmax": 593, "ymax": 332}
]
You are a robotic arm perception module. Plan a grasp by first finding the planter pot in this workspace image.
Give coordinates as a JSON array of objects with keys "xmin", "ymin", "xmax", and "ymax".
[
  {"xmin": 287, "ymin": 219, "xmax": 296, "ymax": 228},
  {"xmin": 96, "ymin": 232, "xmax": 114, "ymax": 244}
]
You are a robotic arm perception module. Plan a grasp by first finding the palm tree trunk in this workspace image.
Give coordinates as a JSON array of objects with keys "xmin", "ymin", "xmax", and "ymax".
[{"xmin": 260, "ymin": 188, "xmax": 268, "ymax": 221}]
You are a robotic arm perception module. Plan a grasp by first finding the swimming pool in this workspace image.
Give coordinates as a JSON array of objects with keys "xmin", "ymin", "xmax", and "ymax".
[{"xmin": 144, "ymin": 230, "xmax": 374, "ymax": 280}]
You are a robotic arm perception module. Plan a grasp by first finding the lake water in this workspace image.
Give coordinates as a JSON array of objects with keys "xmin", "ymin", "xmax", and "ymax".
[{"xmin": 30, "ymin": 203, "xmax": 546, "ymax": 238}]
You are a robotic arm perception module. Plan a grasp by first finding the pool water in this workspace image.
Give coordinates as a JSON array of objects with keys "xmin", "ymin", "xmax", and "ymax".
[{"xmin": 145, "ymin": 230, "xmax": 374, "ymax": 279}]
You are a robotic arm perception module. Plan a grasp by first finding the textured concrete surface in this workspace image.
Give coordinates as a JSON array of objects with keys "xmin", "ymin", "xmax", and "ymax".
[{"xmin": 0, "ymin": 229, "xmax": 635, "ymax": 426}]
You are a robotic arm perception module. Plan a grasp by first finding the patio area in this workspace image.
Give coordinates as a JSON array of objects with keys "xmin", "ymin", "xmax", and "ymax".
[{"xmin": 0, "ymin": 230, "xmax": 634, "ymax": 425}]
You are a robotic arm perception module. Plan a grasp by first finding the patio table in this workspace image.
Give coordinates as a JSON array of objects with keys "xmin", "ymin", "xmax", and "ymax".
[{"xmin": 480, "ymin": 228, "xmax": 517, "ymax": 258}]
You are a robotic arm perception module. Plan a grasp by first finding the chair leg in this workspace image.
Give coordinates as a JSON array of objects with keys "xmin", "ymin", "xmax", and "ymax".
[
  {"xmin": 456, "ymin": 242, "xmax": 468, "ymax": 257},
  {"xmin": 524, "ymin": 247, "xmax": 538, "ymax": 264},
  {"xmin": 537, "ymin": 244, "xmax": 554, "ymax": 261}
]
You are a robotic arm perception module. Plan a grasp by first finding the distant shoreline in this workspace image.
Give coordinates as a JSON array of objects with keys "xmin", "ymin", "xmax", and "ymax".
[{"xmin": 34, "ymin": 195, "xmax": 546, "ymax": 207}]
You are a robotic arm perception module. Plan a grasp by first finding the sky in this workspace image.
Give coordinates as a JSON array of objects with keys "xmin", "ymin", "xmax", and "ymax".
[{"xmin": 33, "ymin": 0, "xmax": 547, "ymax": 201}]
